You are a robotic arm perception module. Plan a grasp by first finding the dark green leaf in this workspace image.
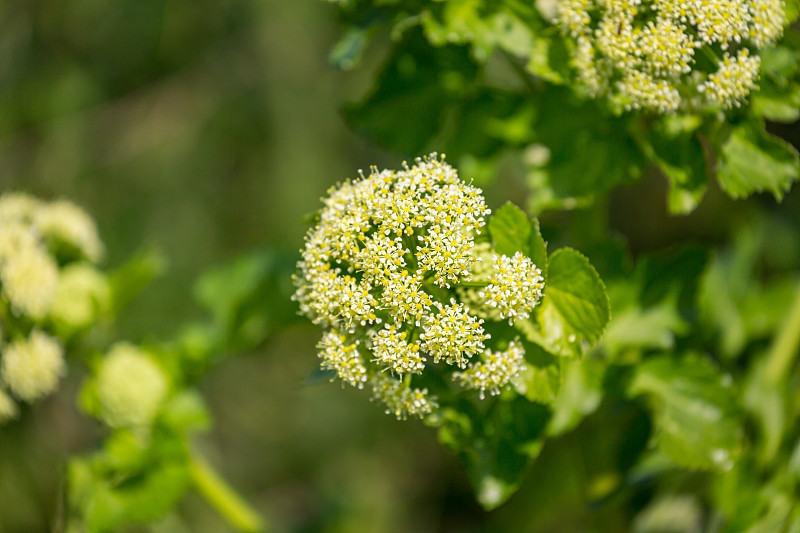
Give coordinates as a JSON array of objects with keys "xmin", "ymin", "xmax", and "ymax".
[
  {"xmin": 437, "ymin": 397, "xmax": 549, "ymax": 509},
  {"xmin": 345, "ymin": 30, "xmax": 477, "ymax": 155}
]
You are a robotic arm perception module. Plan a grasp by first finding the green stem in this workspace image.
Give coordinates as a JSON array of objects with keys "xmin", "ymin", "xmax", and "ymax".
[
  {"xmin": 190, "ymin": 451, "xmax": 266, "ymax": 533},
  {"xmin": 764, "ymin": 283, "xmax": 800, "ymax": 385}
]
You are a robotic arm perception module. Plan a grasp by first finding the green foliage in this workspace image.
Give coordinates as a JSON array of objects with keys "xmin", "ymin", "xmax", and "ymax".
[
  {"xmin": 519, "ymin": 248, "xmax": 610, "ymax": 358},
  {"xmin": 628, "ymin": 354, "xmax": 743, "ymax": 471},
  {"xmin": 334, "ymin": 0, "xmax": 800, "ymax": 211}
]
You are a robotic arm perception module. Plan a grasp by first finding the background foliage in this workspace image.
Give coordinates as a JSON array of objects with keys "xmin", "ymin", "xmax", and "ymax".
[{"xmin": 1, "ymin": 0, "xmax": 800, "ymax": 532}]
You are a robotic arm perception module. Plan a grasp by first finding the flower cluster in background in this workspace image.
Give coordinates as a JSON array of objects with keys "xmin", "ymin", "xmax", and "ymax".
[
  {"xmin": 0, "ymin": 193, "xmax": 109, "ymax": 421},
  {"xmin": 293, "ymin": 155, "xmax": 545, "ymax": 419},
  {"xmin": 545, "ymin": 0, "xmax": 785, "ymax": 112}
]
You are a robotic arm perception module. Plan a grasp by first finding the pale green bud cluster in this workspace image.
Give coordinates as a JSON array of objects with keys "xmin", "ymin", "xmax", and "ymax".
[
  {"xmin": 0, "ymin": 192, "xmax": 108, "ymax": 420},
  {"xmin": 547, "ymin": 0, "xmax": 784, "ymax": 112},
  {"xmin": 294, "ymin": 155, "xmax": 544, "ymax": 419},
  {"xmin": 1, "ymin": 330, "xmax": 65, "ymax": 403},
  {"xmin": 96, "ymin": 343, "xmax": 169, "ymax": 429}
]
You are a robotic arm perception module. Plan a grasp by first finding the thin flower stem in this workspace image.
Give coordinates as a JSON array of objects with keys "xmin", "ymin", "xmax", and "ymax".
[
  {"xmin": 189, "ymin": 450, "xmax": 267, "ymax": 533},
  {"xmin": 764, "ymin": 282, "xmax": 800, "ymax": 385}
]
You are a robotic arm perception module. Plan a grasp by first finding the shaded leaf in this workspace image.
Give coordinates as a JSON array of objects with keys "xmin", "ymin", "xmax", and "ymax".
[
  {"xmin": 629, "ymin": 354, "xmax": 743, "ymax": 471},
  {"xmin": 716, "ymin": 123, "xmax": 800, "ymax": 200}
]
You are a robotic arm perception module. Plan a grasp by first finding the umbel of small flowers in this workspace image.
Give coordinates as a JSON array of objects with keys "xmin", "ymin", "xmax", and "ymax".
[
  {"xmin": 540, "ymin": 0, "xmax": 785, "ymax": 112},
  {"xmin": 293, "ymin": 155, "xmax": 545, "ymax": 420},
  {"xmin": 0, "ymin": 192, "xmax": 108, "ymax": 422}
]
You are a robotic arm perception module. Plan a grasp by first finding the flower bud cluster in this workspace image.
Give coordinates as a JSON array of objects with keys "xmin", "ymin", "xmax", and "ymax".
[
  {"xmin": 548, "ymin": 0, "xmax": 784, "ymax": 112},
  {"xmin": 294, "ymin": 155, "xmax": 545, "ymax": 419},
  {"xmin": 96, "ymin": 343, "xmax": 169, "ymax": 429},
  {"xmin": 0, "ymin": 192, "xmax": 107, "ymax": 420}
]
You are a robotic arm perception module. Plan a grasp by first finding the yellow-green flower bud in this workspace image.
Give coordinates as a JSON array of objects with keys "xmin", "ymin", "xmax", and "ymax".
[
  {"xmin": 0, "ymin": 243, "xmax": 59, "ymax": 320},
  {"xmin": 1, "ymin": 330, "xmax": 66, "ymax": 402},
  {"xmin": 35, "ymin": 200, "xmax": 103, "ymax": 263},
  {"xmin": 0, "ymin": 192, "xmax": 42, "ymax": 224},
  {"xmin": 96, "ymin": 343, "xmax": 168, "ymax": 429},
  {"xmin": 50, "ymin": 264, "xmax": 110, "ymax": 330},
  {"xmin": 0, "ymin": 387, "xmax": 18, "ymax": 422}
]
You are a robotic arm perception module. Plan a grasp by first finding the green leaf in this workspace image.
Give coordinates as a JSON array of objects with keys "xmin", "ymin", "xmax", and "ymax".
[
  {"xmin": 529, "ymin": 217, "xmax": 548, "ymax": 282},
  {"xmin": 108, "ymin": 248, "xmax": 166, "ymax": 316},
  {"xmin": 329, "ymin": 26, "xmax": 372, "ymax": 71},
  {"xmin": 489, "ymin": 202, "xmax": 531, "ymax": 257},
  {"xmin": 629, "ymin": 354, "xmax": 744, "ymax": 471},
  {"xmin": 523, "ymin": 248, "xmax": 610, "ymax": 357},
  {"xmin": 716, "ymin": 124, "xmax": 800, "ymax": 201},
  {"xmin": 531, "ymin": 86, "xmax": 645, "ymax": 203},
  {"xmin": 194, "ymin": 248, "xmax": 299, "ymax": 353},
  {"xmin": 644, "ymin": 119, "xmax": 708, "ymax": 214},
  {"xmin": 437, "ymin": 397, "xmax": 549, "ymax": 509},
  {"xmin": 68, "ymin": 432, "xmax": 192, "ymax": 533},
  {"xmin": 602, "ymin": 294, "xmax": 688, "ymax": 357},
  {"xmin": 345, "ymin": 30, "xmax": 478, "ymax": 155},
  {"xmin": 546, "ymin": 358, "xmax": 606, "ymax": 437}
]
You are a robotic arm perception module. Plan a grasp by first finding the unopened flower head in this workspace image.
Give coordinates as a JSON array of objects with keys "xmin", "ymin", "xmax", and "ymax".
[
  {"xmin": 0, "ymin": 193, "xmax": 106, "ymax": 324},
  {"xmin": 294, "ymin": 155, "xmax": 545, "ymax": 419},
  {"xmin": 548, "ymin": 0, "xmax": 785, "ymax": 112},
  {"xmin": 50, "ymin": 263, "xmax": 111, "ymax": 330},
  {"xmin": 0, "ymin": 387, "xmax": 18, "ymax": 422},
  {"xmin": 0, "ymin": 242, "xmax": 59, "ymax": 320},
  {"xmin": 96, "ymin": 343, "xmax": 169, "ymax": 429},
  {"xmin": 1, "ymin": 330, "xmax": 66, "ymax": 402},
  {"xmin": 35, "ymin": 200, "xmax": 104, "ymax": 263}
]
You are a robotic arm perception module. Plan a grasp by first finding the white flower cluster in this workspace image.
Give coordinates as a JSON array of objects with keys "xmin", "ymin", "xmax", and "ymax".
[
  {"xmin": 453, "ymin": 341, "xmax": 527, "ymax": 399},
  {"xmin": 294, "ymin": 155, "xmax": 545, "ymax": 419},
  {"xmin": 549, "ymin": 0, "xmax": 784, "ymax": 112},
  {"xmin": 0, "ymin": 192, "xmax": 107, "ymax": 421}
]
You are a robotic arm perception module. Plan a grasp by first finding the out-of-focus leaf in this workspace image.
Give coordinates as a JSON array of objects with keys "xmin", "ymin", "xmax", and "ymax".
[
  {"xmin": 743, "ymin": 357, "xmax": 788, "ymax": 463},
  {"xmin": 522, "ymin": 248, "xmax": 610, "ymax": 357},
  {"xmin": 68, "ymin": 432, "xmax": 191, "ymax": 533},
  {"xmin": 546, "ymin": 358, "xmax": 605, "ymax": 437},
  {"xmin": 516, "ymin": 361, "xmax": 560, "ymax": 405},
  {"xmin": 602, "ymin": 295, "xmax": 687, "ymax": 358},
  {"xmin": 644, "ymin": 119, "xmax": 708, "ymax": 214},
  {"xmin": 531, "ymin": 87, "xmax": 644, "ymax": 204},
  {"xmin": 629, "ymin": 354, "xmax": 743, "ymax": 471},
  {"xmin": 330, "ymin": 25, "xmax": 372, "ymax": 71},
  {"xmin": 161, "ymin": 390, "xmax": 212, "ymax": 433},
  {"xmin": 489, "ymin": 202, "xmax": 530, "ymax": 256},
  {"xmin": 631, "ymin": 494, "xmax": 703, "ymax": 533},
  {"xmin": 108, "ymin": 248, "xmax": 166, "ymax": 316},
  {"xmin": 529, "ymin": 217, "xmax": 548, "ymax": 282},
  {"xmin": 345, "ymin": 31, "xmax": 478, "ymax": 155},
  {"xmin": 716, "ymin": 123, "xmax": 800, "ymax": 201},
  {"xmin": 194, "ymin": 248, "xmax": 299, "ymax": 353},
  {"xmin": 437, "ymin": 397, "xmax": 549, "ymax": 510},
  {"xmin": 526, "ymin": 34, "xmax": 570, "ymax": 83}
]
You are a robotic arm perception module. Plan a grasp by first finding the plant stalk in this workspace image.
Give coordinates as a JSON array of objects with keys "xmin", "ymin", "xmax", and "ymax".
[
  {"xmin": 764, "ymin": 282, "xmax": 800, "ymax": 385},
  {"xmin": 189, "ymin": 451, "xmax": 266, "ymax": 533}
]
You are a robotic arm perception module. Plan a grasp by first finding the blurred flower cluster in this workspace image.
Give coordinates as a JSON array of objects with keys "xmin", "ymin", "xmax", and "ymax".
[
  {"xmin": 544, "ymin": 0, "xmax": 784, "ymax": 112},
  {"xmin": 0, "ymin": 193, "xmax": 109, "ymax": 421},
  {"xmin": 293, "ymin": 155, "xmax": 545, "ymax": 419}
]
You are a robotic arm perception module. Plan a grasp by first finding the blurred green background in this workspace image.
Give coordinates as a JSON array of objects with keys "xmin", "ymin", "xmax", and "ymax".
[{"xmin": 1, "ymin": 0, "xmax": 799, "ymax": 532}]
